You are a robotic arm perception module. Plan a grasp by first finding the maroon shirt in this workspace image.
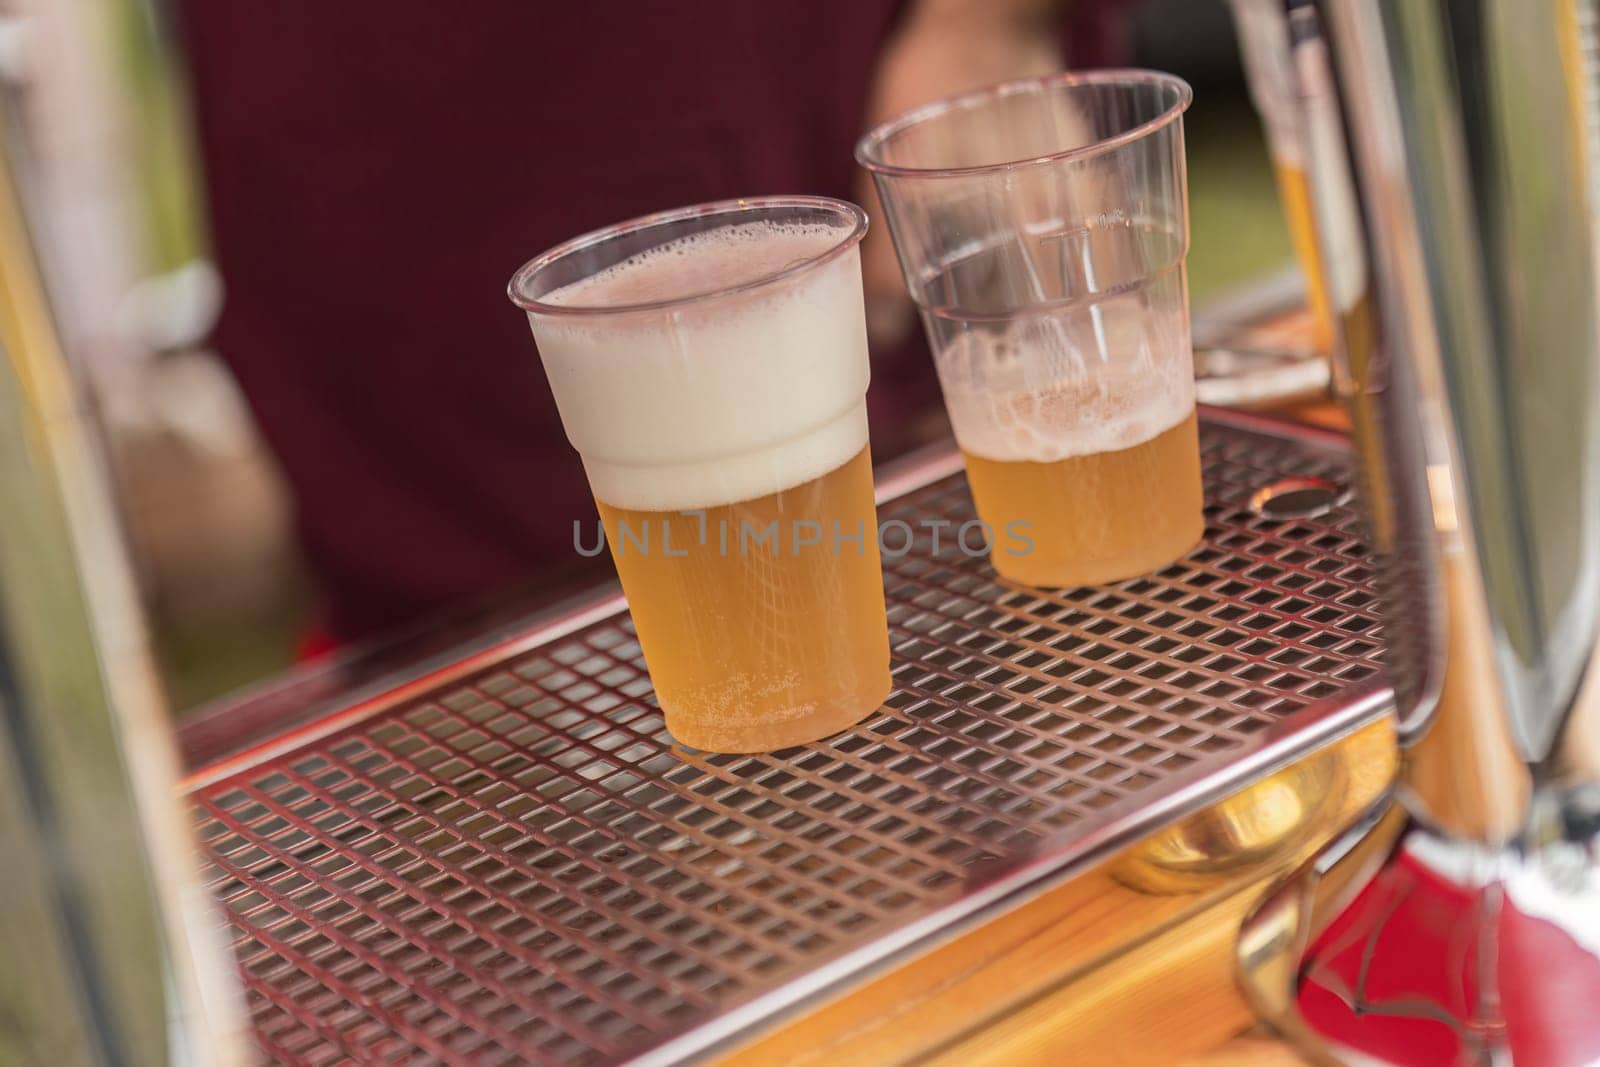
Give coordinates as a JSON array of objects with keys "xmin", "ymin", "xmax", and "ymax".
[{"xmin": 176, "ymin": 3, "xmax": 1121, "ymax": 643}]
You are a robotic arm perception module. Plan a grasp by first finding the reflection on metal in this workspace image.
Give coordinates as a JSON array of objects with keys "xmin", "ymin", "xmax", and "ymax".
[
  {"xmin": 1113, "ymin": 759, "xmax": 1340, "ymax": 894},
  {"xmin": 1237, "ymin": 802, "xmax": 1407, "ymax": 1067},
  {"xmin": 1249, "ymin": 476, "xmax": 1348, "ymax": 520},
  {"xmin": 0, "ymin": 104, "xmax": 244, "ymax": 1063},
  {"xmin": 1235, "ymin": 1, "xmax": 1600, "ymax": 1062},
  {"xmin": 1194, "ymin": 344, "xmax": 1332, "ymax": 409},
  {"xmin": 1113, "ymin": 714, "xmax": 1395, "ymax": 896},
  {"xmin": 1295, "ymin": 0, "xmax": 1443, "ymax": 743},
  {"xmin": 183, "ymin": 413, "xmax": 1393, "ymax": 1064}
]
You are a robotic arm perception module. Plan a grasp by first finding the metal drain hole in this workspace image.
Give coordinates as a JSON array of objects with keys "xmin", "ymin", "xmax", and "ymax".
[{"xmin": 1250, "ymin": 477, "xmax": 1346, "ymax": 519}]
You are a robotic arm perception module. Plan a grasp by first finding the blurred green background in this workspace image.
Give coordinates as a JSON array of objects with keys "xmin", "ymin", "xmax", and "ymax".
[{"xmin": 1187, "ymin": 100, "xmax": 1291, "ymax": 302}]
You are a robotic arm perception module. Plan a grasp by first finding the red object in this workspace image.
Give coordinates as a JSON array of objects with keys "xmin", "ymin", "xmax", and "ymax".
[
  {"xmin": 1300, "ymin": 843, "xmax": 1600, "ymax": 1066},
  {"xmin": 292, "ymin": 624, "xmax": 337, "ymax": 664},
  {"xmin": 1300, "ymin": 849, "xmax": 1483, "ymax": 1065}
]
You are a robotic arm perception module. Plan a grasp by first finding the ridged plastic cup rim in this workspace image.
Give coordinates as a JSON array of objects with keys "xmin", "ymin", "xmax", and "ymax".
[
  {"xmin": 507, "ymin": 195, "xmax": 869, "ymax": 317},
  {"xmin": 855, "ymin": 68, "xmax": 1193, "ymax": 180}
]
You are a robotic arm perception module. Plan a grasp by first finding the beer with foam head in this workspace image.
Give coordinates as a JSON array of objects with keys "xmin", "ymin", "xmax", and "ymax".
[
  {"xmin": 934, "ymin": 291, "xmax": 1204, "ymax": 587},
  {"xmin": 511, "ymin": 199, "xmax": 890, "ymax": 753},
  {"xmin": 857, "ymin": 71, "xmax": 1204, "ymax": 589}
]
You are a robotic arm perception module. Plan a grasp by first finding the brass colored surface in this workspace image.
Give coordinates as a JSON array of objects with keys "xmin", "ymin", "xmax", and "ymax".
[
  {"xmin": 717, "ymin": 717, "xmax": 1397, "ymax": 1067},
  {"xmin": 1112, "ymin": 757, "xmax": 1340, "ymax": 895},
  {"xmin": 1181, "ymin": 1035, "xmax": 1311, "ymax": 1066},
  {"xmin": 1402, "ymin": 553, "xmax": 1530, "ymax": 843},
  {"xmin": 1235, "ymin": 803, "xmax": 1407, "ymax": 1067}
]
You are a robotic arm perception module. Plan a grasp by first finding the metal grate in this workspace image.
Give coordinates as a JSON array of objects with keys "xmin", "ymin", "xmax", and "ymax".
[{"xmin": 189, "ymin": 416, "xmax": 1386, "ymax": 1066}]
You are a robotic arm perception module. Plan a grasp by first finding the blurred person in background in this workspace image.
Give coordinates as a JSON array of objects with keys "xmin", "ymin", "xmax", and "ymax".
[{"xmin": 175, "ymin": 0, "xmax": 1128, "ymax": 649}]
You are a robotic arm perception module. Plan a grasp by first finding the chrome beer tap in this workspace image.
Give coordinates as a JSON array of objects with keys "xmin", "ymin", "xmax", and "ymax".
[{"xmin": 1238, "ymin": 2, "xmax": 1600, "ymax": 1062}]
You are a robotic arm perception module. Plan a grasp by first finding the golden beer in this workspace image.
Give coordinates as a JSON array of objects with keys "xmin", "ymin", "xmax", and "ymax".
[
  {"xmin": 933, "ymin": 293, "xmax": 1204, "ymax": 589},
  {"xmin": 596, "ymin": 447, "xmax": 890, "ymax": 752},
  {"xmin": 1274, "ymin": 161, "xmax": 1335, "ymax": 353},
  {"xmin": 963, "ymin": 409, "xmax": 1204, "ymax": 587},
  {"xmin": 857, "ymin": 70, "xmax": 1203, "ymax": 594},
  {"xmin": 511, "ymin": 198, "xmax": 891, "ymax": 753}
]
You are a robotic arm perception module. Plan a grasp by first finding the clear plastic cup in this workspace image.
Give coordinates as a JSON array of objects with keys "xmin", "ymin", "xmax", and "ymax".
[
  {"xmin": 508, "ymin": 197, "xmax": 891, "ymax": 753},
  {"xmin": 856, "ymin": 70, "xmax": 1203, "ymax": 588}
]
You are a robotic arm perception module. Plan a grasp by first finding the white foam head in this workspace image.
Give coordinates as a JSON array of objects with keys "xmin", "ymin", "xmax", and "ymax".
[
  {"xmin": 936, "ymin": 291, "xmax": 1195, "ymax": 463},
  {"xmin": 526, "ymin": 222, "xmax": 871, "ymax": 512}
]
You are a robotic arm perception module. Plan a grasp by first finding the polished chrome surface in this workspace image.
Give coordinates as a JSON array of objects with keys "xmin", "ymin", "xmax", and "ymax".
[
  {"xmin": 1320, "ymin": 0, "xmax": 1600, "ymax": 837},
  {"xmin": 1194, "ymin": 344, "xmax": 1332, "ymax": 410},
  {"xmin": 1236, "ymin": 2, "xmax": 1600, "ymax": 1062},
  {"xmin": 1238, "ymin": 802, "xmax": 1405, "ymax": 1067},
  {"xmin": 1232, "ymin": 0, "xmax": 1445, "ymax": 739},
  {"xmin": 1291, "ymin": 0, "xmax": 1445, "ymax": 742},
  {"xmin": 185, "ymin": 413, "xmax": 1389, "ymax": 1065},
  {"xmin": 0, "ymin": 110, "xmax": 245, "ymax": 1063}
]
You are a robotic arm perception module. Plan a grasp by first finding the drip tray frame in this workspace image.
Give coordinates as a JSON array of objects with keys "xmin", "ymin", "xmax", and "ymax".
[{"xmin": 182, "ymin": 406, "xmax": 1392, "ymax": 1066}]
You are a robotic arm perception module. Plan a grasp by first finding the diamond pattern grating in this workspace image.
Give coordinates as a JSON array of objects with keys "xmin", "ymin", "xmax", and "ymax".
[{"xmin": 188, "ymin": 417, "xmax": 1387, "ymax": 1065}]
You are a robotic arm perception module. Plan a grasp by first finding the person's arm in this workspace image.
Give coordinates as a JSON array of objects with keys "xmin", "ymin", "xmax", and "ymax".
[{"xmin": 858, "ymin": 0, "xmax": 1070, "ymax": 347}]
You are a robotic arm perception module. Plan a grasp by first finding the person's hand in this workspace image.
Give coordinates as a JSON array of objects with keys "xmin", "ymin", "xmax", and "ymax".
[{"xmin": 857, "ymin": 2, "xmax": 1065, "ymax": 349}]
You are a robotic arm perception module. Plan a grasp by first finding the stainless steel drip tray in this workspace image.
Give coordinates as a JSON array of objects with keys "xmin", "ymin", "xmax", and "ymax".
[{"xmin": 183, "ymin": 408, "xmax": 1391, "ymax": 1066}]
